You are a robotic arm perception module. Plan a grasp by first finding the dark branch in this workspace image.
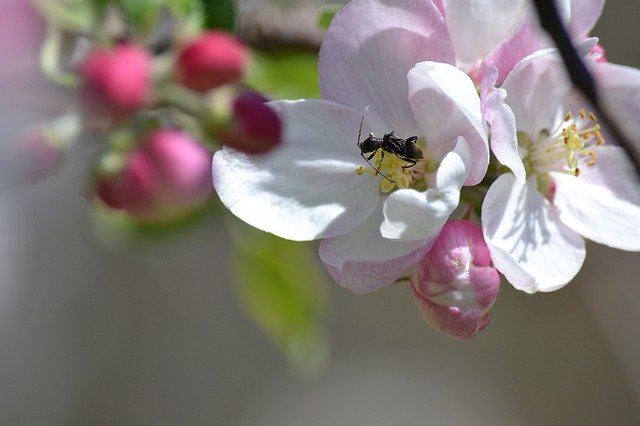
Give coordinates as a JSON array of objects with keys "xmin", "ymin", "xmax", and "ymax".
[{"xmin": 531, "ymin": 0, "xmax": 640, "ymax": 177}]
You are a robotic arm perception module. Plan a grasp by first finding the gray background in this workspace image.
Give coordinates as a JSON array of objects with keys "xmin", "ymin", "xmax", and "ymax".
[{"xmin": 1, "ymin": 1, "xmax": 640, "ymax": 424}]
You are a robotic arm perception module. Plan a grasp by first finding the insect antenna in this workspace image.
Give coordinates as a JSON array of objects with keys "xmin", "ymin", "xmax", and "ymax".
[
  {"xmin": 356, "ymin": 105, "xmax": 396, "ymax": 183},
  {"xmin": 357, "ymin": 105, "xmax": 372, "ymax": 147}
]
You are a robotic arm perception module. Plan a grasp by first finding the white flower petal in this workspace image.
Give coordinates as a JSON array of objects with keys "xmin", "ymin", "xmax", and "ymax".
[
  {"xmin": 502, "ymin": 49, "xmax": 569, "ymax": 137},
  {"xmin": 567, "ymin": 0, "xmax": 605, "ymax": 39},
  {"xmin": 480, "ymin": 67, "xmax": 526, "ymax": 183},
  {"xmin": 319, "ymin": 0, "xmax": 454, "ymax": 134},
  {"xmin": 445, "ymin": 0, "xmax": 529, "ymax": 70},
  {"xmin": 482, "ymin": 174, "xmax": 586, "ymax": 293},
  {"xmin": 595, "ymin": 62, "xmax": 640, "ymax": 143},
  {"xmin": 213, "ymin": 100, "xmax": 381, "ymax": 241},
  {"xmin": 408, "ymin": 61, "xmax": 488, "ymax": 185},
  {"xmin": 553, "ymin": 146, "xmax": 640, "ymax": 251},
  {"xmin": 319, "ymin": 205, "xmax": 434, "ymax": 294},
  {"xmin": 381, "ymin": 137, "xmax": 471, "ymax": 241}
]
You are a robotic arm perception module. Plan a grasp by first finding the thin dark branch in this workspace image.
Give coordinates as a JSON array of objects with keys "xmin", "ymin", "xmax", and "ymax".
[{"xmin": 532, "ymin": 0, "xmax": 640, "ymax": 177}]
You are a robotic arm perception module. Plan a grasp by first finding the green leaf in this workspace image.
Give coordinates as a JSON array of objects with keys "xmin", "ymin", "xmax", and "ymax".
[
  {"xmin": 120, "ymin": 0, "xmax": 164, "ymax": 36},
  {"xmin": 229, "ymin": 219, "xmax": 330, "ymax": 375},
  {"xmin": 245, "ymin": 49, "xmax": 320, "ymax": 100},
  {"xmin": 200, "ymin": 0, "xmax": 236, "ymax": 31},
  {"xmin": 318, "ymin": 4, "xmax": 341, "ymax": 30},
  {"xmin": 40, "ymin": 28, "xmax": 81, "ymax": 87},
  {"xmin": 32, "ymin": 0, "xmax": 97, "ymax": 33}
]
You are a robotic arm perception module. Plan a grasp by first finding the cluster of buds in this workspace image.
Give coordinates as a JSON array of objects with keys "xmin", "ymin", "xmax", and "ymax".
[{"xmin": 11, "ymin": 1, "xmax": 283, "ymax": 224}]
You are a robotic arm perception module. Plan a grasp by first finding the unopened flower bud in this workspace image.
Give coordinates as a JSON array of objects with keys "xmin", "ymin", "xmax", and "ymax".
[
  {"xmin": 81, "ymin": 44, "xmax": 152, "ymax": 120},
  {"xmin": 2, "ymin": 114, "xmax": 79, "ymax": 184},
  {"xmin": 176, "ymin": 31, "xmax": 247, "ymax": 93},
  {"xmin": 204, "ymin": 89, "xmax": 282, "ymax": 154},
  {"xmin": 93, "ymin": 129, "xmax": 213, "ymax": 222},
  {"xmin": 410, "ymin": 220, "xmax": 500, "ymax": 339}
]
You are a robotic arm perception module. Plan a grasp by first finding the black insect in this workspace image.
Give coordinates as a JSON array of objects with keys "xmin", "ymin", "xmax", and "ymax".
[{"xmin": 357, "ymin": 106, "xmax": 423, "ymax": 182}]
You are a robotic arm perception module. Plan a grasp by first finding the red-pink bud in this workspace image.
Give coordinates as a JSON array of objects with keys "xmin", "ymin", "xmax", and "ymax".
[
  {"xmin": 94, "ymin": 130, "xmax": 213, "ymax": 222},
  {"xmin": 209, "ymin": 91, "xmax": 282, "ymax": 154},
  {"xmin": 81, "ymin": 44, "xmax": 152, "ymax": 120},
  {"xmin": 410, "ymin": 220, "xmax": 500, "ymax": 340},
  {"xmin": 176, "ymin": 31, "xmax": 247, "ymax": 93}
]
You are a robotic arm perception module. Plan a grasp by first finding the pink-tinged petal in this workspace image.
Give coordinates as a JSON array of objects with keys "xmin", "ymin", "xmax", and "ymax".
[
  {"xmin": 213, "ymin": 100, "xmax": 380, "ymax": 241},
  {"xmin": 381, "ymin": 138, "xmax": 470, "ymax": 241},
  {"xmin": 433, "ymin": 0, "xmax": 445, "ymax": 16},
  {"xmin": 482, "ymin": 174, "xmax": 586, "ymax": 293},
  {"xmin": 480, "ymin": 17, "xmax": 542, "ymax": 85},
  {"xmin": 319, "ymin": 206, "xmax": 434, "ymax": 294},
  {"xmin": 481, "ymin": 67, "xmax": 526, "ymax": 183},
  {"xmin": 411, "ymin": 286, "xmax": 491, "ymax": 340},
  {"xmin": 319, "ymin": 0, "xmax": 454, "ymax": 133},
  {"xmin": 408, "ymin": 62, "xmax": 488, "ymax": 185},
  {"xmin": 567, "ymin": 0, "xmax": 605, "ymax": 39},
  {"xmin": 445, "ymin": 0, "xmax": 529, "ymax": 71},
  {"xmin": 502, "ymin": 49, "xmax": 568, "ymax": 138},
  {"xmin": 552, "ymin": 146, "xmax": 640, "ymax": 251}
]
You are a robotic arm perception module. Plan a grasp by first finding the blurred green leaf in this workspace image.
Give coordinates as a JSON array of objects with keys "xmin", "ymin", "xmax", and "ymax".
[
  {"xmin": 246, "ymin": 49, "xmax": 320, "ymax": 99},
  {"xmin": 200, "ymin": 0, "xmax": 236, "ymax": 31},
  {"xmin": 229, "ymin": 219, "xmax": 330, "ymax": 375},
  {"xmin": 318, "ymin": 4, "xmax": 341, "ymax": 30},
  {"xmin": 120, "ymin": 0, "xmax": 164, "ymax": 36},
  {"xmin": 32, "ymin": 0, "xmax": 97, "ymax": 33},
  {"xmin": 40, "ymin": 28, "xmax": 81, "ymax": 87}
]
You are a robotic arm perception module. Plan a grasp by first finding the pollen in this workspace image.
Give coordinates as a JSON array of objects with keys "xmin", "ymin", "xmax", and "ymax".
[
  {"xmin": 355, "ymin": 150, "xmax": 418, "ymax": 193},
  {"xmin": 527, "ymin": 110, "xmax": 605, "ymax": 177}
]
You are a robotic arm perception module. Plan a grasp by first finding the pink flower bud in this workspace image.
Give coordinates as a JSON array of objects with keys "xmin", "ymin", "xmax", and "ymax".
[
  {"xmin": 2, "ymin": 115, "xmax": 78, "ymax": 184},
  {"xmin": 94, "ymin": 129, "xmax": 213, "ymax": 222},
  {"xmin": 410, "ymin": 220, "xmax": 500, "ymax": 340},
  {"xmin": 3, "ymin": 130, "xmax": 64, "ymax": 184},
  {"xmin": 176, "ymin": 31, "xmax": 247, "ymax": 93},
  {"xmin": 81, "ymin": 44, "xmax": 152, "ymax": 120},
  {"xmin": 205, "ymin": 90, "xmax": 282, "ymax": 154}
]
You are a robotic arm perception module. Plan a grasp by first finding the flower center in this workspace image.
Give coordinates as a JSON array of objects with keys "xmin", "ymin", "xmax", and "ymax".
[
  {"xmin": 521, "ymin": 109, "xmax": 605, "ymax": 178},
  {"xmin": 355, "ymin": 139, "xmax": 429, "ymax": 193}
]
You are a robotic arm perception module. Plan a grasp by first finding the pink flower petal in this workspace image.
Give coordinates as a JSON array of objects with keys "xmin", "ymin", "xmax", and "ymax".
[
  {"xmin": 319, "ymin": 206, "xmax": 434, "ymax": 294},
  {"xmin": 319, "ymin": 0, "xmax": 454, "ymax": 134}
]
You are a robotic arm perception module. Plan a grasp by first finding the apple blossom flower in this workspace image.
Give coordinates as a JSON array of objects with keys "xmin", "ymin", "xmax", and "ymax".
[
  {"xmin": 176, "ymin": 31, "xmax": 247, "ymax": 93},
  {"xmin": 481, "ymin": 50, "xmax": 640, "ymax": 293},
  {"xmin": 94, "ymin": 129, "xmax": 212, "ymax": 222},
  {"xmin": 213, "ymin": 0, "xmax": 489, "ymax": 293},
  {"xmin": 410, "ymin": 220, "xmax": 500, "ymax": 339}
]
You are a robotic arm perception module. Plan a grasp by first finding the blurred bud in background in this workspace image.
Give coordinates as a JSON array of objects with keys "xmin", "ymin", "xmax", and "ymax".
[
  {"xmin": 81, "ymin": 44, "xmax": 152, "ymax": 121},
  {"xmin": 93, "ymin": 129, "xmax": 213, "ymax": 222},
  {"xmin": 410, "ymin": 220, "xmax": 500, "ymax": 340},
  {"xmin": 1, "ymin": 114, "xmax": 80, "ymax": 185},
  {"xmin": 203, "ymin": 88, "xmax": 282, "ymax": 154},
  {"xmin": 176, "ymin": 31, "xmax": 247, "ymax": 93}
]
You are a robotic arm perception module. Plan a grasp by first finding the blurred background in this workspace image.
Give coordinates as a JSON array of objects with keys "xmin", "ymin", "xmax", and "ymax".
[{"xmin": 1, "ymin": 0, "xmax": 639, "ymax": 424}]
